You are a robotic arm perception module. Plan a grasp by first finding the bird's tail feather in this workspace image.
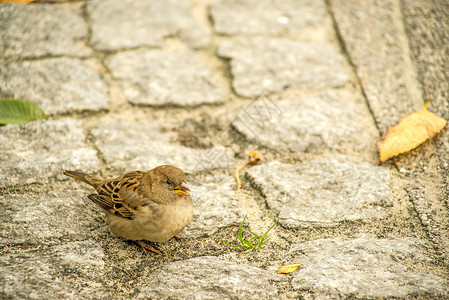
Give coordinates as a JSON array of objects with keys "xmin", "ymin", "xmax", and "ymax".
[{"xmin": 63, "ymin": 170, "xmax": 96, "ymax": 187}]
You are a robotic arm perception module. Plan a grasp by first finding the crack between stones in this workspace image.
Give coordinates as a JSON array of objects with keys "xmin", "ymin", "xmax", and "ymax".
[
  {"xmin": 404, "ymin": 185, "xmax": 449, "ymax": 269},
  {"xmin": 394, "ymin": 0, "xmax": 449, "ymax": 267},
  {"xmin": 324, "ymin": 0, "xmax": 381, "ymax": 135},
  {"xmin": 85, "ymin": 129, "xmax": 108, "ymax": 173}
]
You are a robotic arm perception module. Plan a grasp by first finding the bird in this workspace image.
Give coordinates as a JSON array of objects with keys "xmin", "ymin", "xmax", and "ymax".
[{"xmin": 63, "ymin": 165, "xmax": 193, "ymax": 254}]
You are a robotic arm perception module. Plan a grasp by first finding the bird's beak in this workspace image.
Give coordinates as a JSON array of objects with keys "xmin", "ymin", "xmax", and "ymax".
[{"xmin": 174, "ymin": 182, "xmax": 190, "ymax": 196}]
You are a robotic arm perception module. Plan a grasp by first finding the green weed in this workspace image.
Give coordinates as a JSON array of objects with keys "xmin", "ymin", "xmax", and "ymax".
[{"xmin": 220, "ymin": 215, "xmax": 279, "ymax": 253}]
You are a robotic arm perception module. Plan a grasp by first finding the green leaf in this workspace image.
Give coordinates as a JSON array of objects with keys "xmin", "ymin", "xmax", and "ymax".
[
  {"xmin": 260, "ymin": 217, "xmax": 279, "ymax": 240},
  {"xmin": 220, "ymin": 236, "xmax": 245, "ymax": 248},
  {"xmin": 248, "ymin": 229, "xmax": 259, "ymax": 238},
  {"xmin": 258, "ymin": 237, "xmax": 270, "ymax": 249},
  {"xmin": 242, "ymin": 239, "xmax": 254, "ymax": 248},
  {"xmin": 0, "ymin": 98, "xmax": 46, "ymax": 125}
]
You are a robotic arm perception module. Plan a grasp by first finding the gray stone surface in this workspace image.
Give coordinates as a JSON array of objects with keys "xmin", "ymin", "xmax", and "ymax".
[
  {"xmin": 88, "ymin": 0, "xmax": 210, "ymax": 50},
  {"xmin": 402, "ymin": 0, "xmax": 449, "ymax": 263},
  {"xmin": 1, "ymin": 241, "xmax": 106, "ymax": 299},
  {"xmin": 181, "ymin": 174, "xmax": 245, "ymax": 238},
  {"xmin": 402, "ymin": 0, "xmax": 449, "ymax": 117},
  {"xmin": 0, "ymin": 58, "xmax": 109, "ymax": 115},
  {"xmin": 105, "ymin": 49, "xmax": 224, "ymax": 106},
  {"xmin": 211, "ymin": 0, "xmax": 327, "ymax": 36},
  {"xmin": 1, "ymin": 0, "xmax": 448, "ymax": 298},
  {"xmin": 52, "ymin": 240, "xmax": 105, "ymax": 278},
  {"xmin": 231, "ymin": 92, "xmax": 378, "ymax": 155},
  {"xmin": 91, "ymin": 121, "xmax": 234, "ymax": 173},
  {"xmin": 329, "ymin": 0, "xmax": 422, "ymax": 132},
  {"xmin": 0, "ymin": 190, "xmax": 102, "ymax": 245},
  {"xmin": 0, "ymin": 3, "xmax": 91, "ymax": 58},
  {"xmin": 136, "ymin": 256, "xmax": 279, "ymax": 299},
  {"xmin": 0, "ymin": 119, "xmax": 101, "ymax": 187},
  {"xmin": 218, "ymin": 37, "xmax": 350, "ymax": 97},
  {"xmin": 246, "ymin": 156, "xmax": 392, "ymax": 228},
  {"xmin": 287, "ymin": 235, "xmax": 449, "ymax": 298}
]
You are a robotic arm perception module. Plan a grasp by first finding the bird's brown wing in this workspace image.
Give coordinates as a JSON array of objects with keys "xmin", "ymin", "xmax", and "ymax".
[{"xmin": 89, "ymin": 171, "xmax": 149, "ymax": 219}]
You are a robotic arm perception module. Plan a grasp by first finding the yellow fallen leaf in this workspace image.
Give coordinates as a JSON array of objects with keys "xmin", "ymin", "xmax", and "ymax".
[
  {"xmin": 235, "ymin": 151, "xmax": 261, "ymax": 189},
  {"xmin": 277, "ymin": 264, "xmax": 302, "ymax": 274},
  {"xmin": 377, "ymin": 99, "xmax": 446, "ymax": 163}
]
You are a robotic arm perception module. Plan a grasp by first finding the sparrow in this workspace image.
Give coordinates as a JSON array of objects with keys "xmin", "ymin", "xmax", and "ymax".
[{"xmin": 63, "ymin": 165, "xmax": 193, "ymax": 254}]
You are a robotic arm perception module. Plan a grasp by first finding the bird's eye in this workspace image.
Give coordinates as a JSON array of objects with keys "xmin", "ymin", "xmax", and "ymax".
[{"xmin": 166, "ymin": 180, "xmax": 173, "ymax": 185}]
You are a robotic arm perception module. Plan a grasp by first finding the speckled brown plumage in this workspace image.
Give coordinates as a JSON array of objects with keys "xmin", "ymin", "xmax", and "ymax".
[{"xmin": 64, "ymin": 165, "xmax": 193, "ymax": 254}]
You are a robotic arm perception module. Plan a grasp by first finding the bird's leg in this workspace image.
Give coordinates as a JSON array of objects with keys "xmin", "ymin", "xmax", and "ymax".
[
  {"xmin": 136, "ymin": 240, "xmax": 161, "ymax": 254},
  {"xmin": 173, "ymin": 235, "xmax": 181, "ymax": 241}
]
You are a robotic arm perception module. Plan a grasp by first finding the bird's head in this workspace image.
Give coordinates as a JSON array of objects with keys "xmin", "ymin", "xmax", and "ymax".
[{"xmin": 148, "ymin": 165, "xmax": 190, "ymax": 202}]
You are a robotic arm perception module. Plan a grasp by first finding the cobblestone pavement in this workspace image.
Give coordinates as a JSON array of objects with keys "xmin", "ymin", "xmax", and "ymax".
[{"xmin": 1, "ymin": 0, "xmax": 448, "ymax": 299}]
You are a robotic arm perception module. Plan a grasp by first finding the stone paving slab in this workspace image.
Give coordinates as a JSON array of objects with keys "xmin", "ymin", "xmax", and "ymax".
[
  {"xmin": 91, "ymin": 120, "xmax": 234, "ymax": 173},
  {"xmin": 402, "ymin": 0, "xmax": 449, "ymax": 263},
  {"xmin": 181, "ymin": 174, "xmax": 245, "ymax": 238},
  {"xmin": 0, "ymin": 58, "xmax": 109, "ymax": 115},
  {"xmin": 1, "ymin": 0, "xmax": 448, "ymax": 298},
  {"xmin": 329, "ymin": 0, "xmax": 422, "ymax": 131},
  {"xmin": 211, "ymin": 0, "xmax": 327, "ymax": 36},
  {"xmin": 331, "ymin": 0, "xmax": 449, "ymax": 265},
  {"xmin": 1, "ymin": 240, "xmax": 106, "ymax": 299},
  {"xmin": 231, "ymin": 92, "xmax": 378, "ymax": 156},
  {"xmin": 402, "ymin": 0, "xmax": 449, "ymax": 116},
  {"xmin": 0, "ymin": 3, "xmax": 91, "ymax": 58},
  {"xmin": 52, "ymin": 240, "xmax": 105, "ymax": 279},
  {"xmin": 287, "ymin": 235, "xmax": 449, "ymax": 298},
  {"xmin": 88, "ymin": 0, "xmax": 210, "ymax": 50},
  {"xmin": 0, "ymin": 119, "xmax": 101, "ymax": 187},
  {"xmin": 0, "ymin": 190, "xmax": 102, "ymax": 245},
  {"xmin": 105, "ymin": 49, "xmax": 225, "ymax": 107},
  {"xmin": 246, "ymin": 156, "xmax": 392, "ymax": 228},
  {"xmin": 136, "ymin": 256, "xmax": 280, "ymax": 299},
  {"xmin": 218, "ymin": 37, "xmax": 350, "ymax": 97}
]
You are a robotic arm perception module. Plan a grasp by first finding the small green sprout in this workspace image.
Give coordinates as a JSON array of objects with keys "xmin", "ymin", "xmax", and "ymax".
[{"xmin": 220, "ymin": 215, "xmax": 279, "ymax": 253}]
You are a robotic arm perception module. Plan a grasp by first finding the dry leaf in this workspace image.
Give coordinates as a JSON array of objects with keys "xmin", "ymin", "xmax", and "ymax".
[
  {"xmin": 277, "ymin": 264, "xmax": 302, "ymax": 274},
  {"xmin": 235, "ymin": 151, "xmax": 261, "ymax": 189},
  {"xmin": 248, "ymin": 150, "xmax": 261, "ymax": 161},
  {"xmin": 377, "ymin": 99, "xmax": 446, "ymax": 163}
]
